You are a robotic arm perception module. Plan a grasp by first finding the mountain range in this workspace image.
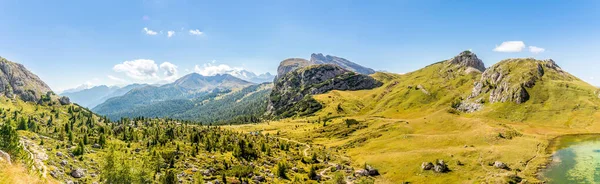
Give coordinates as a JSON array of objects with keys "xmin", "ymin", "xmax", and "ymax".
[{"xmin": 60, "ymin": 84, "xmax": 149, "ymax": 108}]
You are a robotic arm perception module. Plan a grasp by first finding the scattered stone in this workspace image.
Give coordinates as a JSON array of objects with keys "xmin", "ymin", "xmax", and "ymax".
[
  {"xmin": 252, "ymin": 175, "xmax": 266, "ymax": 183},
  {"xmin": 493, "ymin": 161, "xmax": 509, "ymax": 170},
  {"xmin": 355, "ymin": 169, "xmax": 369, "ymax": 177},
  {"xmin": 92, "ymin": 144, "xmax": 101, "ymax": 149},
  {"xmin": 59, "ymin": 96, "xmax": 71, "ymax": 105},
  {"xmin": 56, "ymin": 152, "xmax": 63, "ymax": 157},
  {"xmin": 291, "ymin": 167, "xmax": 298, "ymax": 172},
  {"xmin": 0, "ymin": 150, "xmax": 11, "ymax": 164},
  {"xmin": 60, "ymin": 160, "xmax": 68, "ymax": 166},
  {"xmin": 70, "ymin": 168, "xmax": 85, "ymax": 178},
  {"xmin": 421, "ymin": 162, "xmax": 434, "ymax": 170},
  {"xmin": 366, "ymin": 165, "xmax": 380, "ymax": 176},
  {"xmin": 433, "ymin": 160, "xmax": 449, "ymax": 173}
]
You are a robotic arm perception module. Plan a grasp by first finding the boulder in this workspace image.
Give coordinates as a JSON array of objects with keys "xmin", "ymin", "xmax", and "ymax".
[
  {"xmin": 92, "ymin": 144, "xmax": 101, "ymax": 149},
  {"xmin": 366, "ymin": 165, "xmax": 380, "ymax": 176},
  {"xmin": 252, "ymin": 175, "xmax": 266, "ymax": 183},
  {"xmin": 56, "ymin": 152, "xmax": 63, "ymax": 157},
  {"xmin": 493, "ymin": 161, "xmax": 509, "ymax": 170},
  {"xmin": 421, "ymin": 162, "xmax": 434, "ymax": 170},
  {"xmin": 59, "ymin": 96, "xmax": 71, "ymax": 105},
  {"xmin": 355, "ymin": 169, "xmax": 369, "ymax": 177},
  {"xmin": 60, "ymin": 160, "xmax": 68, "ymax": 166},
  {"xmin": 70, "ymin": 168, "xmax": 85, "ymax": 178},
  {"xmin": 0, "ymin": 150, "xmax": 11, "ymax": 164},
  {"xmin": 433, "ymin": 160, "xmax": 449, "ymax": 173},
  {"xmin": 291, "ymin": 167, "xmax": 298, "ymax": 172}
]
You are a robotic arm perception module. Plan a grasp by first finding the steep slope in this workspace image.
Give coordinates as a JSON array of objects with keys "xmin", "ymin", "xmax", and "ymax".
[
  {"xmin": 268, "ymin": 64, "xmax": 382, "ymax": 118},
  {"xmin": 0, "ymin": 57, "xmax": 54, "ymax": 103},
  {"xmin": 0, "ymin": 57, "xmax": 69, "ymax": 105},
  {"xmin": 459, "ymin": 58, "xmax": 600, "ymax": 125},
  {"xmin": 93, "ymin": 73, "xmax": 254, "ymax": 120},
  {"xmin": 313, "ymin": 51, "xmax": 485, "ymax": 117}
]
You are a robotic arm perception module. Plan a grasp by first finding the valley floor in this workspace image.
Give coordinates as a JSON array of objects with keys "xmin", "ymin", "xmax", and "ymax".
[{"xmin": 226, "ymin": 111, "xmax": 600, "ymax": 183}]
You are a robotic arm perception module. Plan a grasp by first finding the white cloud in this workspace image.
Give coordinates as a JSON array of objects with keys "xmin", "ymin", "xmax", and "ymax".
[
  {"xmin": 493, "ymin": 41, "xmax": 526, "ymax": 52},
  {"xmin": 189, "ymin": 29, "xmax": 203, "ymax": 35},
  {"xmin": 113, "ymin": 59, "xmax": 159, "ymax": 80},
  {"xmin": 194, "ymin": 63, "xmax": 242, "ymax": 76},
  {"xmin": 159, "ymin": 62, "xmax": 179, "ymax": 81},
  {"xmin": 529, "ymin": 46, "xmax": 545, "ymax": 54},
  {"xmin": 143, "ymin": 27, "xmax": 158, "ymax": 35},
  {"xmin": 108, "ymin": 75, "xmax": 127, "ymax": 83},
  {"xmin": 167, "ymin": 31, "xmax": 175, "ymax": 38}
]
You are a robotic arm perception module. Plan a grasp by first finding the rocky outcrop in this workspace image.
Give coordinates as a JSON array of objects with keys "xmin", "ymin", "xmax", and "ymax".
[
  {"xmin": 70, "ymin": 168, "xmax": 85, "ymax": 178},
  {"xmin": 0, "ymin": 57, "xmax": 54, "ymax": 102},
  {"xmin": 0, "ymin": 150, "xmax": 11, "ymax": 164},
  {"xmin": 460, "ymin": 58, "xmax": 569, "ymax": 112},
  {"xmin": 310, "ymin": 53, "xmax": 376, "ymax": 75},
  {"xmin": 446, "ymin": 51, "xmax": 486, "ymax": 73},
  {"xmin": 267, "ymin": 64, "xmax": 382, "ymax": 118},
  {"xmin": 493, "ymin": 161, "xmax": 509, "ymax": 170}
]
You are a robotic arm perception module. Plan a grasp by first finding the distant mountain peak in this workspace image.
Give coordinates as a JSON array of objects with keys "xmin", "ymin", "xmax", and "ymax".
[{"xmin": 447, "ymin": 50, "xmax": 486, "ymax": 73}]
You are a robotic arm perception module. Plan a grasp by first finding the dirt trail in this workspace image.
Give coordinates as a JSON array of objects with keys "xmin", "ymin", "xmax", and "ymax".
[{"xmin": 20, "ymin": 136, "xmax": 49, "ymax": 178}]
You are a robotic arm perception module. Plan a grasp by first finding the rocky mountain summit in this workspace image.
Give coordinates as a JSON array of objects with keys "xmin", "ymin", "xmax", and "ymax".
[
  {"xmin": 446, "ymin": 50, "xmax": 486, "ymax": 73},
  {"xmin": 0, "ymin": 57, "xmax": 68, "ymax": 104},
  {"xmin": 267, "ymin": 64, "xmax": 381, "ymax": 117}
]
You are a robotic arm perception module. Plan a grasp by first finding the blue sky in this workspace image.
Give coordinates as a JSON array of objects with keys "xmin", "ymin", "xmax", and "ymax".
[{"xmin": 1, "ymin": 0, "xmax": 599, "ymax": 91}]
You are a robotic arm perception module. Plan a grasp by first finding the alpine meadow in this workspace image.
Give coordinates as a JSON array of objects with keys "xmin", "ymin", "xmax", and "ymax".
[{"xmin": 1, "ymin": 1, "xmax": 600, "ymax": 184}]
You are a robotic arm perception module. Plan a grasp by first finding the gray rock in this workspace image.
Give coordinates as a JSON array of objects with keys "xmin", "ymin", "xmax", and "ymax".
[
  {"xmin": 56, "ymin": 152, "xmax": 63, "ymax": 157},
  {"xmin": 493, "ymin": 161, "xmax": 509, "ymax": 170},
  {"xmin": 421, "ymin": 162, "xmax": 434, "ymax": 170},
  {"xmin": 92, "ymin": 144, "xmax": 101, "ymax": 149},
  {"xmin": 447, "ymin": 50, "xmax": 486, "ymax": 73},
  {"xmin": 291, "ymin": 167, "xmax": 298, "ymax": 172},
  {"xmin": 59, "ymin": 96, "xmax": 71, "ymax": 105},
  {"xmin": 60, "ymin": 160, "xmax": 68, "ymax": 166},
  {"xmin": 365, "ymin": 165, "xmax": 380, "ymax": 176},
  {"xmin": 355, "ymin": 169, "xmax": 369, "ymax": 177},
  {"xmin": 433, "ymin": 160, "xmax": 449, "ymax": 173},
  {"xmin": 252, "ymin": 175, "xmax": 266, "ymax": 183},
  {"xmin": 0, "ymin": 150, "xmax": 11, "ymax": 164},
  {"xmin": 70, "ymin": 168, "xmax": 85, "ymax": 178}
]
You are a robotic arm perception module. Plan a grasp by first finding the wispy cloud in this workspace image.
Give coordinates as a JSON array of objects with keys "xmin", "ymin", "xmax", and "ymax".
[
  {"xmin": 143, "ymin": 27, "xmax": 158, "ymax": 35},
  {"xmin": 189, "ymin": 29, "xmax": 203, "ymax": 35},
  {"xmin": 493, "ymin": 41, "xmax": 526, "ymax": 52},
  {"xmin": 167, "ymin": 31, "xmax": 175, "ymax": 38},
  {"xmin": 529, "ymin": 46, "xmax": 545, "ymax": 54}
]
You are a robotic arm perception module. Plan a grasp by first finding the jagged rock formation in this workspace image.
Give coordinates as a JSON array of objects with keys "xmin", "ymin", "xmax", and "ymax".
[
  {"xmin": 446, "ymin": 51, "xmax": 486, "ymax": 73},
  {"xmin": 267, "ymin": 64, "xmax": 382, "ymax": 118},
  {"xmin": 469, "ymin": 58, "xmax": 565, "ymax": 104},
  {"xmin": 0, "ymin": 57, "xmax": 54, "ymax": 102},
  {"xmin": 310, "ymin": 53, "xmax": 376, "ymax": 75}
]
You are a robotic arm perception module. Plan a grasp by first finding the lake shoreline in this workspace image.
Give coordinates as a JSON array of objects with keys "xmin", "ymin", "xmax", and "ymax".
[{"xmin": 536, "ymin": 133, "xmax": 600, "ymax": 183}]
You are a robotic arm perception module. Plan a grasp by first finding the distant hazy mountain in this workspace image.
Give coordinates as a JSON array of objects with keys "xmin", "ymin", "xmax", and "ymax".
[
  {"xmin": 276, "ymin": 53, "xmax": 375, "ymax": 79},
  {"xmin": 61, "ymin": 84, "xmax": 148, "ymax": 108},
  {"xmin": 93, "ymin": 73, "xmax": 254, "ymax": 119}
]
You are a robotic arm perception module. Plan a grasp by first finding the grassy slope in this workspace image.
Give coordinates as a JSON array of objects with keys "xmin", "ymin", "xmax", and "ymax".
[{"xmin": 228, "ymin": 58, "xmax": 600, "ymax": 183}]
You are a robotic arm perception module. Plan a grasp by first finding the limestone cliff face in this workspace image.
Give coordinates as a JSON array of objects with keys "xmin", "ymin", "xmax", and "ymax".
[
  {"xmin": 0, "ymin": 57, "xmax": 56, "ymax": 103},
  {"xmin": 276, "ymin": 58, "xmax": 312, "ymax": 80},
  {"xmin": 267, "ymin": 64, "xmax": 382, "ymax": 118}
]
